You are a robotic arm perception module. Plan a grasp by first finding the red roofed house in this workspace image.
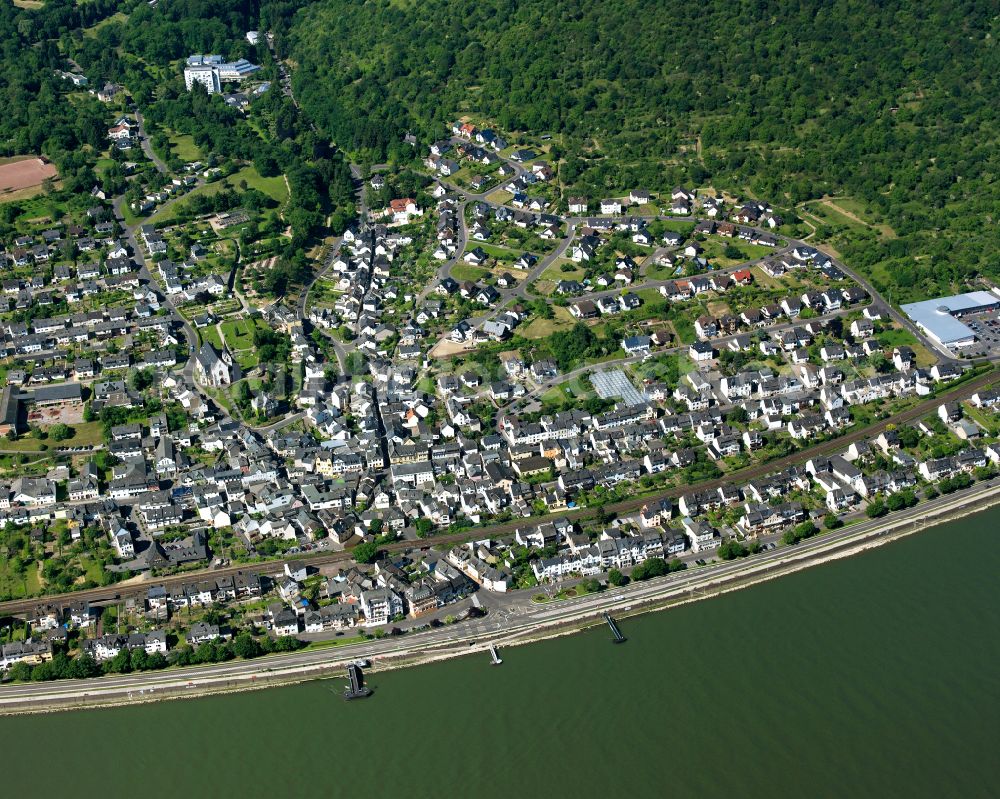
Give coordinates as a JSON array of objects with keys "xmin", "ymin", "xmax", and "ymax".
[
  {"xmin": 387, "ymin": 198, "xmax": 422, "ymax": 224},
  {"xmin": 732, "ymin": 268, "xmax": 754, "ymax": 285}
]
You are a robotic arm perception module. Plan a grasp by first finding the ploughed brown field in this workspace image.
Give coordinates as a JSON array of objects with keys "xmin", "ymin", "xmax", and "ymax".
[{"xmin": 0, "ymin": 157, "xmax": 57, "ymax": 194}]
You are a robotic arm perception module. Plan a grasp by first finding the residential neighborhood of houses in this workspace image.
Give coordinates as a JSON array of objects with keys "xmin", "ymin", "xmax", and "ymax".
[{"xmin": 1, "ymin": 117, "xmax": 998, "ymax": 681}]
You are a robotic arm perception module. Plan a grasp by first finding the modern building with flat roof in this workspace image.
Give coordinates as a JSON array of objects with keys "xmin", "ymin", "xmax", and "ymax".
[
  {"xmin": 901, "ymin": 289, "xmax": 1000, "ymax": 349},
  {"xmin": 184, "ymin": 55, "xmax": 260, "ymax": 94}
]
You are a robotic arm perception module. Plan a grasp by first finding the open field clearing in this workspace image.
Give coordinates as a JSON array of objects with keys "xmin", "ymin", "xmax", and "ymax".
[{"xmin": 0, "ymin": 157, "xmax": 57, "ymax": 201}]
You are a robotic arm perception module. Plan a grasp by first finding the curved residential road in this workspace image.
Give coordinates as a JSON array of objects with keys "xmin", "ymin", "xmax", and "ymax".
[
  {"xmin": 1, "ymin": 478, "xmax": 995, "ymax": 713},
  {"xmin": 134, "ymin": 111, "xmax": 169, "ymax": 175}
]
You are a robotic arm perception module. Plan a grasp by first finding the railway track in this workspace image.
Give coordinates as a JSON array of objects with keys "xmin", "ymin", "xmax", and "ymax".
[{"xmin": 0, "ymin": 366, "xmax": 994, "ymax": 619}]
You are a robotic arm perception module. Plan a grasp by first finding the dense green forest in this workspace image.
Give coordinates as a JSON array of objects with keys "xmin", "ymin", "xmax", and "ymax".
[
  {"xmin": 289, "ymin": 0, "xmax": 1000, "ymax": 301},
  {"xmin": 0, "ymin": 0, "xmax": 357, "ymax": 281},
  {"xmin": 0, "ymin": 0, "xmax": 126, "ymax": 192},
  {"xmin": 62, "ymin": 0, "xmax": 355, "ymax": 245}
]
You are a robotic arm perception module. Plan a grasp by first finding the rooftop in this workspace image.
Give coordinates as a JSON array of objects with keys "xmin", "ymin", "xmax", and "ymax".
[{"xmin": 901, "ymin": 290, "xmax": 1000, "ymax": 346}]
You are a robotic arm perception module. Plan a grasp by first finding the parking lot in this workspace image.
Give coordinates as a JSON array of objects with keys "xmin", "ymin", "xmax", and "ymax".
[{"xmin": 959, "ymin": 310, "xmax": 1000, "ymax": 357}]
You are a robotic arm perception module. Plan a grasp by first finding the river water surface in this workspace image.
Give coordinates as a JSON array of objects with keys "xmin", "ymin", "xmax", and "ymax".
[{"xmin": 0, "ymin": 509, "xmax": 998, "ymax": 798}]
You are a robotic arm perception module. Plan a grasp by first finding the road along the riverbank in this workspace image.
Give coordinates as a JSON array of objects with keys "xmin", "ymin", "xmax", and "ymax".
[{"xmin": 1, "ymin": 480, "xmax": 997, "ymax": 715}]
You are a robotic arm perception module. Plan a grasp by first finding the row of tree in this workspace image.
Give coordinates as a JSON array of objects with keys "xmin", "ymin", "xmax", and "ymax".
[{"xmin": 4, "ymin": 632, "xmax": 304, "ymax": 683}]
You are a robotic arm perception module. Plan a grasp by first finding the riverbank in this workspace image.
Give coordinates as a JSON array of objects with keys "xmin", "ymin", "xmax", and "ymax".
[
  {"xmin": 2, "ymin": 480, "xmax": 998, "ymax": 715},
  {"xmin": 4, "ymin": 504, "xmax": 996, "ymax": 799}
]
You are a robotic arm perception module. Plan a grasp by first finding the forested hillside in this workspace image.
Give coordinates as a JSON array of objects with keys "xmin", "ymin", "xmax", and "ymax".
[
  {"xmin": 0, "ymin": 0, "xmax": 124, "ymax": 194},
  {"xmin": 53, "ymin": 0, "xmax": 356, "ymax": 245},
  {"xmin": 289, "ymin": 0, "xmax": 1000, "ymax": 300}
]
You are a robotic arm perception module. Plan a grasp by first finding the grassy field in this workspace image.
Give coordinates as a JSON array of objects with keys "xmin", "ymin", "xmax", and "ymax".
[
  {"xmin": 521, "ymin": 306, "xmax": 575, "ymax": 338},
  {"xmin": 221, "ymin": 317, "xmax": 268, "ymax": 369},
  {"xmin": 221, "ymin": 318, "xmax": 261, "ymax": 349},
  {"xmin": 645, "ymin": 261, "xmax": 685, "ymax": 280},
  {"xmin": 699, "ymin": 239, "xmax": 777, "ymax": 268},
  {"xmin": 877, "ymin": 327, "xmax": 918, "ymax": 348},
  {"xmin": 95, "ymin": 157, "xmax": 117, "ymax": 175},
  {"xmin": 82, "ymin": 10, "xmax": 127, "ymax": 35},
  {"xmin": 152, "ymin": 165, "xmax": 288, "ymax": 225},
  {"xmin": 803, "ymin": 200, "xmax": 866, "ymax": 232},
  {"xmin": 657, "ymin": 219, "xmax": 697, "ymax": 235},
  {"xmin": 478, "ymin": 243, "xmax": 521, "ymax": 262},
  {"xmin": 2, "ymin": 420, "xmax": 104, "ymax": 453},
  {"xmin": 827, "ymin": 197, "xmax": 896, "ymax": 238},
  {"xmin": 541, "ymin": 259, "xmax": 584, "ymax": 281},
  {"xmin": 200, "ymin": 324, "xmax": 224, "ymax": 349},
  {"xmin": 964, "ymin": 404, "xmax": 1000, "ymax": 436},
  {"xmin": 169, "ymin": 132, "xmax": 202, "ymax": 161},
  {"xmin": 55, "ymin": 421, "xmax": 104, "ymax": 448},
  {"xmin": 0, "ymin": 562, "xmax": 42, "ymax": 601},
  {"xmin": 636, "ymin": 287, "xmax": 664, "ymax": 304},
  {"xmin": 450, "ymin": 263, "xmax": 488, "ymax": 282},
  {"xmin": 486, "ymin": 189, "xmax": 513, "ymax": 205}
]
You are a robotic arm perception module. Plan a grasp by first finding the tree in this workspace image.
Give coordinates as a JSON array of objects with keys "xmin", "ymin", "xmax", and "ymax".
[
  {"xmin": 67, "ymin": 654, "xmax": 102, "ymax": 679},
  {"xmin": 145, "ymin": 652, "xmax": 168, "ymax": 670},
  {"xmin": 234, "ymin": 382, "xmax": 252, "ymax": 407},
  {"xmin": 607, "ymin": 568, "xmax": 627, "ymax": 587},
  {"xmin": 232, "ymin": 631, "xmax": 264, "ymax": 660},
  {"xmin": 31, "ymin": 660, "xmax": 60, "ymax": 681},
  {"xmin": 631, "ymin": 557, "xmax": 668, "ymax": 581},
  {"xmin": 726, "ymin": 406, "xmax": 749, "ymax": 425},
  {"xmin": 718, "ymin": 539, "xmax": 749, "ymax": 560},
  {"xmin": 129, "ymin": 647, "xmax": 149, "ymax": 672},
  {"xmin": 49, "ymin": 423, "xmax": 72, "ymax": 442},
  {"xmin": 795, "ymin": 521, "xmax": 818, "ymax": 539},
  {"xmin": 105, "ymin": 648, "xmax": 133, "ymax": 674},
  {"xmin": 6, "ymin": 661, "xmax": 32, "ymax": 682},
  {"xmin": 130, "ymin": 368, "xmax": 155, "ymax": 392},
  {"xmin": 415, "ymin": 518, "xmax": 434, "ymax": 537},
  {"xmin": 866, "ymin": 498, "xmax": 888, "ymax": 518},
  {"xmin": 354, "ymin": 540, "xmax": 380, "ymax": 564}
]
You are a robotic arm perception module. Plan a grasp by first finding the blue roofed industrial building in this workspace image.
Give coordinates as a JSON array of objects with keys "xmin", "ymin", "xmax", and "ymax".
[{"xmin": 901, "ymin": 290, "xmax": 1000, "ymax": 349}]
